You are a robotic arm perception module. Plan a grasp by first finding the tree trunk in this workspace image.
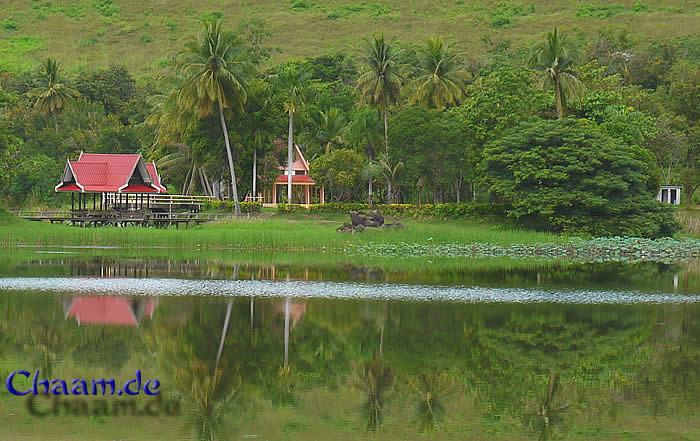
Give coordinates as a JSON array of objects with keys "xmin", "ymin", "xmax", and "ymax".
[
  {"xmin": 368, "ymin": 167, "xmax": 373, "ymax": 205},
  {"xmin": 182, "ymin": 165, "xmax": 193, "ymax": 195},
  {"xmin": 554, "ymin": 77, "xmax": 564, "ymax": 119},
  {"xmin": 284, "ymin": 297, "xmax": 290, "ymax": 370},
  {"xmin": 202, "ymin": 170, "xmax": 213, "ymax": 197},
  {"xmin": 252, "ymin": 148, "xmax": 257, "ymax": 200},
  {"xmin": 383, "ymin": 109, "xmax": 389, "ymax": 157},
  {"xmin": 218, "ymin": 102, "xmax": 241, "ymax": 215},
  {"xmin": 215, "ymin": 301, "xmax": 232, "ymax": 370},
  {"xmin": 287, "ymin": 111, "xmax": 294, "ymax": 203},
  {"xmin": 387, "ymin": 179, "xmax": 393, "ymax": 204}
]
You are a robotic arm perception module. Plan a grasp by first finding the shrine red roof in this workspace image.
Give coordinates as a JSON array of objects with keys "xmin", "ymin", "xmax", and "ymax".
[
  {"xmin": 64, "ymin": 297, "xmax": 157, "ymax": 327},
  {"xmin": 275, "ymin": 174, "xmax": 316, "ymax": 184},
  {"xmin": 55, "ymin": 152, "xmax": 166, "ymax": 193}
]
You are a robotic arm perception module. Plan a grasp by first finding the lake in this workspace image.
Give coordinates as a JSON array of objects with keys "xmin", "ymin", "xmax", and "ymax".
[{"xmin": 1, "ymin": 253, "xmax": 699, "ymax": 440}]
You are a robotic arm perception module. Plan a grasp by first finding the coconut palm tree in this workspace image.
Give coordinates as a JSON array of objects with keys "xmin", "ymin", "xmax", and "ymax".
[
  {"xmin": 356, "ymin": 356, "xmax": 394, "ymax": 432},
  {"xmin": 349, "ymin": 107, "xmax": 384, "ymax": 204},
  {"xmin": 357, "ymin": 34, "xmax": 403, "ymax": 158},
  {"xmin": 29, "ymin": 58, "xmax": 79, "ymax": 129},
  {"xmin": 409, "ymin": 372, "xmax": 456, "ymax": 433},
  {"xmin": 316, "ymin": 107, "xmax": 348, "ymax": 154},
  {"xmin": 272, "ymin": 66, "xmax": 310, "ymax": 203},
  {"xmin": 378, "ymin": 155, "xmax": 403, "ymax": 203},
  {"xmin": 530, "ymin": 28, "xmax": 585, "ymax": 119},
  {"xmin": 178, "ymin": 19, "xmax": 254, "ymax": 215},
  {"xmin": 411, "ymin": 37, "xmax": 470, "ymax": 110}
]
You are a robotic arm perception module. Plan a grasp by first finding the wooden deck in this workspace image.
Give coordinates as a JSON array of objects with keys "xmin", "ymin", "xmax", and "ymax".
[{"xmin": 14, "ymin": 209, "xmax": 237, "ymax": 228}]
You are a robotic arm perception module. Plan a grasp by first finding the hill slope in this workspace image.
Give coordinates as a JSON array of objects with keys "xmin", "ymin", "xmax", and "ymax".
[{"xmin": 1, "ymin": 0, "xmax": 699, "ymax": 75}]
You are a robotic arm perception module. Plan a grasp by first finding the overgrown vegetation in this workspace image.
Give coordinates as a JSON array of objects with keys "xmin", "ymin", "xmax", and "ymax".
[{"xmin": 1, "ymin": 4, "xmax": 698, "ymax": 238}]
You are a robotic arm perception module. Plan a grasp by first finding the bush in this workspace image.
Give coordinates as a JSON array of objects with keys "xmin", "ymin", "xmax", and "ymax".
[
  {"xmin": 206, "ymin": 200, "xmax": 262, "ymax": 213},
  {"xmin": 482, "ymin": 118, "xmax": 679, "ymax": 238},
  {"xmin": 276, "ymin": 202, "xmax": 495, "ymax": 218}
]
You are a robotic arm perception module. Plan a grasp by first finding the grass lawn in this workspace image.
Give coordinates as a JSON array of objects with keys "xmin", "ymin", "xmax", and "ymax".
[{"xmin": 1, "ymin": 0, "xmax": 698, "ymax": 75}]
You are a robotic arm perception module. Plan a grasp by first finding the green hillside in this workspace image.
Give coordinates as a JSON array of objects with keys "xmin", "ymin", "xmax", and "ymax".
[{"xmin": 1, "ymin": 0, "xmax": 699, "ymax": 75}]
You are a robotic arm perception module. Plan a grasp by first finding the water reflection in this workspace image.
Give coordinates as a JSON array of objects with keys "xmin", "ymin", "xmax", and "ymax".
[
  {"xmin": 63, "ymin": 296, "xmax": 157, "ymax": 326},
  {"xmin": 8, "ymin": 255, "xmax": 700, "ymax": 293},
  {"xmin": 3, "ymin": 292, "xmax": 699, "ymax": 439}
]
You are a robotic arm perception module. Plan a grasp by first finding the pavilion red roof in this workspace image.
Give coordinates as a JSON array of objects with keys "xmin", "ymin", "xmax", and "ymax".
[
  {"xmin": 275, "ymin": 175, "xmax": 316, "ymax": 185},
  {"xmin": 64, "ymin": 297, "xmax": 157, "ymax": 327},
  {"xmin": 55, "ymin": 152, "xmax": 166, "ymax": 193}
]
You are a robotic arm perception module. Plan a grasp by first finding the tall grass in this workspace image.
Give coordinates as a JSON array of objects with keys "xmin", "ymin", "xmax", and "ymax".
[{"xmin": 0, "ymin": 216, "xmax": 566, "ymax": 251}]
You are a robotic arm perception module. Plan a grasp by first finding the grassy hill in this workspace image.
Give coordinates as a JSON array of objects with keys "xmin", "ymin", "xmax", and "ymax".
[{"xmin": 1, "ymin": 0, "xmax": 699, "ymax": 76}]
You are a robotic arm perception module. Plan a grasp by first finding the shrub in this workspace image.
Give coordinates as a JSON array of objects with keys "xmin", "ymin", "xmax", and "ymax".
[
  {"xmin": 1, "ymin": 19, "xmax": 19, "ymax": 31},
  {"xmin": 276, "ymin": 202, "xmax": 495, "ymax": 219},
  {"xmin": 94, "ymin": 0, "xmax": 119, "ymax": 17},
  {"xmin": 482, "ymin": 118, "xmax": 679, "ymax": 238},
  {"xmin": 206, "ymin": 200, "xmax": 262, "ymax": 213}
]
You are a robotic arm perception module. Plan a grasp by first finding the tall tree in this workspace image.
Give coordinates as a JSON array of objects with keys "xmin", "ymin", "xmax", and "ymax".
[
  {"xmin": 178, "ymin": 19, "xmax": 254, "ymax": 215},
  {"xmin": 411, "ymin": 37, "xmax": 469, "ymax": 110},
  {"xmin": 348, "ymin": 107, "xmax": 383, "ymax": 204},
  {"xmin": 316, "ymin": 107, "xmax": 347, "ymax": 154},
  {"xmin": 357, "ymin": 35, "xmax": 402, "ymax": 201},
  {"xmin": 273, "ymin": 65, "xmax": 310, "ymax": 203},
  {"xmin": 529, "ymin": 28, "xmax": 585, "ymax": 119},
  {"xmin": 29, "ymin": 58, "xmax": 79, "ymax": 129}
]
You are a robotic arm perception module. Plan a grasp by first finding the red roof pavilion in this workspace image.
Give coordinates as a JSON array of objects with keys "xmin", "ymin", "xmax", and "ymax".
[
  {"xmin": 55, "ymin": 152, "xmax": 166, "ymax": 194},
  {"xmin": 64, "ymin": 296, "xmax": 157, "ymax": 327}
]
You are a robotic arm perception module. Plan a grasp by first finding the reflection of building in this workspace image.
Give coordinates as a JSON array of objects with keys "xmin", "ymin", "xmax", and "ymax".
[
  {"xmin": 63, "ymin": 296, "xmax": 157, "ymax": 326},
  {"xmin": 274, "ymin": 300, "xmax": 307, "ymax": 328},
  {"xmin": 658, "ymin": 185, "xmax": 682, "ymax": 205}
]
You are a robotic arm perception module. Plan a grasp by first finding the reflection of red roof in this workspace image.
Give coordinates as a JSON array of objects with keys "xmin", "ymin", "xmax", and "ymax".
[
  {"xmin": 65, "ymin": 296, "xmax": 157, "ymax": 327},
  {"xmin": 55, "ymin": 152, "xmax": 166, "ymax": 193},
  {"xmin": 275, "ymin": 175, "xmax": 316, "ymax": 185}
]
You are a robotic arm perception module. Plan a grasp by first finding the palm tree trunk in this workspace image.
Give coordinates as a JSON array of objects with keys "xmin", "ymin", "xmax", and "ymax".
[
  {"xmin": 287, "ymin": 111, "xmax": 294, "ymax": 203},
  {"xmin": 202, "ymin": 169, "xmax": 213, "ymax": 196},
  {"xmin": 284, "ymin": 297, "xmax": 291, "ymax": 370},
  {"xmin": 182, "ymin": 165, "xmax": 194, "ymax": 195},
  {"xmin": 252, "ymin": 148, "xmax": 257, "ymax": 200},
  {"xmin": 218, "ymin": 102, "xmax": 241, "ymax": 216},
  {"xmin": 383, "ymin": 109, "xmax": 389, "ymax": 157},
  {"xmin": 368, "ymin": 165, "xmax": 373, "ymax": 205},
  {"xmin": 554, "ymin": 78, "xmax": 564, "ymax": 119},
  {"xmin": 215, "ymin": 301, "xmax": 232, "ymax": 370}
]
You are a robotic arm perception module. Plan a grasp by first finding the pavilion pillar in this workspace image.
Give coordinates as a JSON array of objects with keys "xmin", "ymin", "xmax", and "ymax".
[
  {"xmin": 305, "ymin": 185, "xmax": 310, "ymax": 206},
  {"xmin": 272, "ymin": 184, "xmax": 277, "ymax": 205},
  {"xmin": 93, "ymin": 193, "xmax": 96, "ymax": 210},
  {"xmin": 71, "ymin": 193, "xmax": 75, "ymax": 211}
]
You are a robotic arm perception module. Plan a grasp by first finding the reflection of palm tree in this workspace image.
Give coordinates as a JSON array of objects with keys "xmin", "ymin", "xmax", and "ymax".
[
  {"xmin": 184, "ymin": 368, "xmax": 244, "ymax": 441},
  {"xmin": 356, "ymin": 356, "xmax": 394, "ymax": 432},
  {"xmin": 409, "ymin": 372, "xmax": 455, "ymax": 433},
  {"xmin": 524, "ymin": 372, "xmax": 569, "ymax": 441}
]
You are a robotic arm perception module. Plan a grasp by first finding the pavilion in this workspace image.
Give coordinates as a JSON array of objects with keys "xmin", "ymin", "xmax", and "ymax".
[
  {"xmin": 268, "ymin": 144, "xmax": 325, "ymax": 206},
  {"xmin": 63, "ymin": 296, "xmax": 157, "ymax": 327},
  {"xmin": 55, "ymin": 152, "xmax": 166, "ymax": 211}
]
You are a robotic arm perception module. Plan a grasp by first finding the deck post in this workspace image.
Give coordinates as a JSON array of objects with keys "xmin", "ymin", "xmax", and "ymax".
[
  {"xmin": 93, "ymin": 193, "xmax": 96, "ymax": 210},
  {"xmin": 71, "ymin": 193, "xmax": 74, "ymax": 211}
]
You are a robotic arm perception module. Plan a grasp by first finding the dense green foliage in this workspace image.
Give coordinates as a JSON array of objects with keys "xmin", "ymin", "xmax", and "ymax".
[
  {"xmin": 483, "ymin": 119, "xmax": 679, "ymax": 237},
  {"xmin": 0, "ymin": 11, "xmax": 698, "ymax": 237}
]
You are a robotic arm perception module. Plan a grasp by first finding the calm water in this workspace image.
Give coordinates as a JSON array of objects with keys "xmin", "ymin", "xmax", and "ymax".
[{"xmin": 1, "ymin": 255, "xmax": 700, "ymax": 440}]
